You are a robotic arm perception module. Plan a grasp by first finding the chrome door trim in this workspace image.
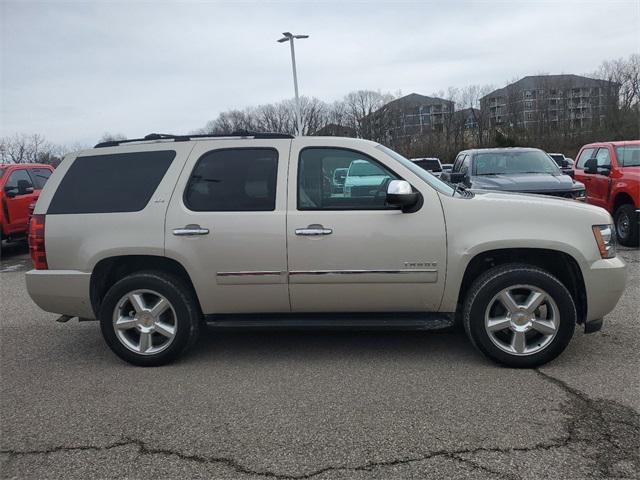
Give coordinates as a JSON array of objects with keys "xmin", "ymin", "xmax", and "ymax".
[
  {"xmin": 289, "ymin": 268, "xmax": 438, "ymax": 285},
  {"xmin": 216, "ymin": 271, "xmax": 287, "ymax": 285},
  {"xmin": 289, "ymin": 269, "xmax": 437, "ymax": 275}
]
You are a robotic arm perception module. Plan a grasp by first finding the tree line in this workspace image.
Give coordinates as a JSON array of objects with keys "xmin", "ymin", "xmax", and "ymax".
[{"xmin": 2, "ymin": 55, "xmax": 637, "ymax": 165}]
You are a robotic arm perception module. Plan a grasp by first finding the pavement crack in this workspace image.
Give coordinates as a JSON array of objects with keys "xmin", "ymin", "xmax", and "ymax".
[
  {"xmin": 3, "ymin": 372, "xmax": 638, "ymax": 480},
  {"xmin": 535, "ymin": 368, "xmax": 640, "ymax": 478}
]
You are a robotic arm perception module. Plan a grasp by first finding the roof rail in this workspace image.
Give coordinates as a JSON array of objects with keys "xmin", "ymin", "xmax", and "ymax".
[{"xmin": 94, "ymin": 130, "xmax": 295, "ymax": 148}]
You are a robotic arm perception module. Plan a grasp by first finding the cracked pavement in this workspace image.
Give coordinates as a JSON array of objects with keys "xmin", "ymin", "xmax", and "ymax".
[{"xmin": 1, "ymin": 244, "xmax": 638, "ymax": 479}]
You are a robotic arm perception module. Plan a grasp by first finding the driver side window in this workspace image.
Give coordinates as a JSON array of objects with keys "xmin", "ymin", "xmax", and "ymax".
[{"xmin": 298, "ymin": 148, "xmax": 398, "ymax": 210}]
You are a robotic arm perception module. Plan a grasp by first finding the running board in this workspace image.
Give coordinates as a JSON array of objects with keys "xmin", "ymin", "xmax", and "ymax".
[{"xmin": 205, "ymin": 312, "xmax": 455, "ymax": 330}]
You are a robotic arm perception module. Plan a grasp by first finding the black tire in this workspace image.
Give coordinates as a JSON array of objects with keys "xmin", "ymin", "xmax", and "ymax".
[
  {"xmin": 614, "ymin": 204, "xmax": 639, "ymax": 247},
  {"xmin": 99, "ymin": 271, "xmax": 201, "ymax": 366},
  {"xmin": 463, "ymin": 264, "xmax": 576, "ymax": 368}
]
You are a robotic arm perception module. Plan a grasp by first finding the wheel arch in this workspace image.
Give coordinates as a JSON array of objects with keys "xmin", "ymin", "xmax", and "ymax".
[
  {"xmin": 613, "ymin": 191, "xmax": 636, "ymax": 211},
  {"xmin": 90, "ymin": 255, "xmax": 201, "ymax": 317},
  {"xmin": 456, "ymin": 248, "xmax": 587, "ymax": 325}
]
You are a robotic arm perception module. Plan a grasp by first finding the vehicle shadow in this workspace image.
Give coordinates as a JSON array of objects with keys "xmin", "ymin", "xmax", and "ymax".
[{"xmin": 184, "ymin": 326, "xmax": 485, "ymax": 366}]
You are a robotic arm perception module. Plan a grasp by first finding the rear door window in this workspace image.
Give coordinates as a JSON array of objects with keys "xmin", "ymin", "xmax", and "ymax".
[
  {"xmin": 184, "ymin": 148, "xmax": 278, "ymax": 212},
  {"xmin": 48, "ymin": 150, "xmax": 176, "ymax": 214}
]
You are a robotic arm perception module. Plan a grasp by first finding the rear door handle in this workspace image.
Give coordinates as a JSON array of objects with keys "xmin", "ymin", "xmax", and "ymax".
[
  {"xmin": 295, "ymin": 224, "xmax": 333, "ymax": 236},
  {"xmin": 173, "ymin": 224, "xmax": 210, "ymax": 236}
]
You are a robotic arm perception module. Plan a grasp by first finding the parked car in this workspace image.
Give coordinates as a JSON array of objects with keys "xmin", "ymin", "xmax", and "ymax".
[
  {"xmin": 573, "ymin": 140, "xmax": 640, "ymax": 246},
  {"xmin": 441, "ymin": 148, "xmax": 586, "ymax": 200},
  {"xmin": 547, "ymin": 153, "xmax": 574, "ymax": 177},
  {"xmin": 411, "ymin": 157, "xmax": 443, "ymax": 177},
  {"xmin": 441, "ymin": 164, "xmax": 453, "ymax": 174},
  {"xmin": 1, "ymin": 163, "xmax": 54, "ymax": 251},
  {"xmin": 343, "ymin": 158, "xmax": 391, "ymax": 198},
  {"xmin": 27, "ymin": 133, "xmax": 626, "ymax": 368}
]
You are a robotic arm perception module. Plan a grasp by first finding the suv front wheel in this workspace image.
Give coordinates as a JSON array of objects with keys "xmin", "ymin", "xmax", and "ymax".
[
  {"xmin": 463, "ymin": 264, "xmax": 576, "ymax": 368},
  {"xmin": 99, "ymin": 271, "xmax": 201, "ymax": 366}
]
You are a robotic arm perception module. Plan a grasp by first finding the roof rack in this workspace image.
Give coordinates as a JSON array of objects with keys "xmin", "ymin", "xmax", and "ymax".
[{"xmin": 94, "ymin": 130, "xmax": 295, "ymax": 148}]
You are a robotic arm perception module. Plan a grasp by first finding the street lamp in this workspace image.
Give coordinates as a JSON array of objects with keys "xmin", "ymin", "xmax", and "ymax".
[{"xmin": 278, "ymin": 32, "xmax": 309, "ymax": 136}]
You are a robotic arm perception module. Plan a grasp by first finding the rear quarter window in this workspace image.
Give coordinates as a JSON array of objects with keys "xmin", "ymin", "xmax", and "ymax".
[{"xmin": 48, "ymin": 150, "xmax": 175, "ymax": 214}]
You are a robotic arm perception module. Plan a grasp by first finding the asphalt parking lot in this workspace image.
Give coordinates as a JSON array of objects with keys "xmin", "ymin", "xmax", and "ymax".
[{"xmin": 1, "ymin": 242, "xmax": 638, "ymax": 480}]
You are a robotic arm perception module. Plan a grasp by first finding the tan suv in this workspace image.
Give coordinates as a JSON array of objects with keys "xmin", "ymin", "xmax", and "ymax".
[{"xmin": 26, "ymin": 132, "xmax": 627, "ymax": 367}]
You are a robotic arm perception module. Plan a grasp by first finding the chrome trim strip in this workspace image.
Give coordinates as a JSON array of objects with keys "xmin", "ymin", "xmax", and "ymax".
[
  {"xmin": 217, "ymin": 271, "xmax": 285, "ymax": 277},
  {"xmin": 289, "ymin": 269, "xmax": 437, "ymax": 275}
]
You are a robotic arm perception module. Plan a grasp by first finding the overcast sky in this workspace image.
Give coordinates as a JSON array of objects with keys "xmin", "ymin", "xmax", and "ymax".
[{"xmin": 1, "ymin": 0, "xmax": 638, "ymax": 146}]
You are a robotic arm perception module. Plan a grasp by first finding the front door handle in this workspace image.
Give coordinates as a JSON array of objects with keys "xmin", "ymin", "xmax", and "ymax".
[
  {"xmin": 173, "ymin": 224, "xmax": 210, "ymax": 236},
  {"xmin": 295, "ymin": 224, "xmax": 333, "ymax": 236}
]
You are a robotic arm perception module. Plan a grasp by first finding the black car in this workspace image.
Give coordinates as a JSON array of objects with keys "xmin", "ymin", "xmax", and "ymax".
[
  {"xmin": 441, "ymin": 147, "xmax": 586, "ymax": 200},
  {"xmin": 547, "ymin": 152, "xmax": 575, "ymax": 177}
]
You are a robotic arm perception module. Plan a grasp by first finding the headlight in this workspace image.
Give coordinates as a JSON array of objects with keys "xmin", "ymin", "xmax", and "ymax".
[
  {"xmin": 592, "ymin": 225, "xmax": 616, "ymax": 259},
  {"xmin": 574, "ymin": 189, "xmax": 586, "ymax": 201}
]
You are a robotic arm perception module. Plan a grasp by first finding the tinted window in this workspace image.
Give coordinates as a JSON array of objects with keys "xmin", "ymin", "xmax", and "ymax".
[
  {"xmin": 415, "ymin": 159, "xmax": 441, "ymax": 172},
  {"xmin": 48, "ymin": 151, "xmax": 175, "ymax": 214},
  {"xmin": 616, "ymin": 145, "xmax": 640, "ymax": 167},
  {"xmin": 185, "ymin": 148, "xmax": 278, "ymax": 212},
  {"xmin": 576, "ymin": 148, "xmax": 596, "ymax": 169},
  {"xmin": 298, "ymin": 148, "xmax": 397, "ymax": 210},
  {"xmin": 28, "ymin": 168, "xmax": 52, "ymax": 189},
  {"xmin": 5, "ymin": 169, "xmax": 33, "ymax": 192}
]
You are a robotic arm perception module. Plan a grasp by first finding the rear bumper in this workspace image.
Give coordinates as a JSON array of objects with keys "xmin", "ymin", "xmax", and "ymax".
[
  {"xmin": 26, "ymin": 270, "xmax": 95, "ymax": 319},
  {"xmin": 583, "ymin": 256, "xmax": 627, "ymax": 322}
]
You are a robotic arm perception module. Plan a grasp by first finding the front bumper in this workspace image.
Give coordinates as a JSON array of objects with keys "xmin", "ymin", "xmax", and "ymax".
[
  {"xmin": 582, "ymin": 256, "xmax": 627, "ymax": 323},
  {"xmin": 26, "ymin": 270, "xmax": 95, "ymax": 319}
]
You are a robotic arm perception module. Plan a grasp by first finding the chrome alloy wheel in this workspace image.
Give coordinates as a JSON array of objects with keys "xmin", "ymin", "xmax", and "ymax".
[
  {"xmin": 112, "ymin": 289, "xmax": 177, "ymax": 355},
  {"xmin": 484, "ymin": 285, "xmax": 559, "ymax": 356}
]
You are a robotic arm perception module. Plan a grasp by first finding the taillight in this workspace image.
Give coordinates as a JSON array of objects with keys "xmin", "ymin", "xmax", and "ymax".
[{"xmin": 28, "ymin": 214, "xmax": 48, "ymax": 270}]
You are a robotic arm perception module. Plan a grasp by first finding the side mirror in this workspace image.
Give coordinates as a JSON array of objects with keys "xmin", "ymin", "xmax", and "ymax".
[
  {"xmin": 17, "ymin": 179, "xmax": 34, "ymax": 195},
  {"xmin": 449, "ymin": 172, "xmax": 467, "ymax": 184},
  {"xmin": 386, "ymin": 180, "xmax": 420, "ymax": 213},
  {"xmin": 584, "ymin": 158, "xmax": 598, "ymax": 174}
]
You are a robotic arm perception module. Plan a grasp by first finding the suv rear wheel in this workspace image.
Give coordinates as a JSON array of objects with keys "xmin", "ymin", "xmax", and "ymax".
[
  {"xmin": 463, "ymin": 264, "xmax": 576, "ymax": 368},
  {"xmin": 99, "ymin": 271, "xmax": 201, "ymax": 366},
  {"xmin": 614, "ymin": 204, "xmax": 639, "ymax": 247}
]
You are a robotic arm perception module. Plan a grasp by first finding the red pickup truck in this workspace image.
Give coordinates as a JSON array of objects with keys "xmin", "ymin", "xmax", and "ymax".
[
  {"xmin": 1, "ymin": 163, "xmax": 54, "ymax": 250},
  {"xmin": 574, "ymin": 140, "xmax": 639, "ymax": 247}
]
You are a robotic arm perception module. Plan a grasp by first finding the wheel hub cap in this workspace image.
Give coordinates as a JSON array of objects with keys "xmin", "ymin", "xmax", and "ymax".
[
  {"xmin": 485, "ymin": 285, "xmax": 559, "ymax": 356},
  {"xmin": 112, "ymin": 289, "xmax": 177, "ymax": 355}
]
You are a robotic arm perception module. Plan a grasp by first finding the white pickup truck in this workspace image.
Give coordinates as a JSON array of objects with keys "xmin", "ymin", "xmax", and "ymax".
[{"xmin": 26, "ymin": 133, "xmax": 627, "ymax": 367}]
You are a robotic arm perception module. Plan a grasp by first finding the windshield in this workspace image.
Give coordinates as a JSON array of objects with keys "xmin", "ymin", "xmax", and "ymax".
[
  {"xmin": 475, "ymin": 150, "xmax": 561, "ymax": 175},
  {"xmin": 616, "ymin": 145, "xmax": 640, "ymax": 167},
  {"xmin": 376, "ymin": 144, "xmax": 455, "ymax": 196}
]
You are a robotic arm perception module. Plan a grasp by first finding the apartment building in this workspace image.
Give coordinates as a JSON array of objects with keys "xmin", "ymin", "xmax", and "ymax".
[
  {"xmin": 362, "ymin": 93, "xmax": 454, "ymax": 144},
  {"xmin": 481, "ymin": 74, "xmax": 619, "ymax": 130}
]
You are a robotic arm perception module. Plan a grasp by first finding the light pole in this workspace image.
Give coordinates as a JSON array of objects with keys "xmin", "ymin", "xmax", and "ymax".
[{"xmin": 278, "ymin": 32, "xmax": 308, "ymax": 136}]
